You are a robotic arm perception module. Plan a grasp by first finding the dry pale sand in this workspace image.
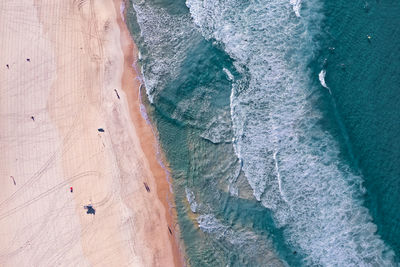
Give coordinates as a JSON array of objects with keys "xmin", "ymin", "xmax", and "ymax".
[{"xmin": 0, "ymin": 0, "xmax": 183, "ymax": 266}]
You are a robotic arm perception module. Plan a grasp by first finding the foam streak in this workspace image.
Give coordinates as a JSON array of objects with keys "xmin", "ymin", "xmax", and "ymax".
[{"xmin": 186, "ymin": 0, "xmax": 395, "ymax": 265}]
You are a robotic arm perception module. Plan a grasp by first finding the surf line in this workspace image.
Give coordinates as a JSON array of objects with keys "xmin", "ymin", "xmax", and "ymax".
[
  {"xmin": 273, "ymin": 150, "xmax": 288, "ymax": 203},
  {"xmin": 290, "ymin": 0, "xmax": 302, "ymax": 17},
  {"xmin": 318, "ymin": 69, "xmax": 361, "ymax": 174},
  {"xmin": 319, "ymin": 69, "xmax": 332, "ymax": 95}
]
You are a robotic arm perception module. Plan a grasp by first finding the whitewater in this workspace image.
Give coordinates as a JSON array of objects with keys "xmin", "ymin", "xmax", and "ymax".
[{"xmin": 186, "ymin": 0, "xmax": 395, "ymax": 265}]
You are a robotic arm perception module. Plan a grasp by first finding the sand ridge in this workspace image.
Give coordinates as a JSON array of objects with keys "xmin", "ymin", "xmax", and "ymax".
[{"xmin": 0, "ymin": 0, "xmax": 182, "ymax": 266}]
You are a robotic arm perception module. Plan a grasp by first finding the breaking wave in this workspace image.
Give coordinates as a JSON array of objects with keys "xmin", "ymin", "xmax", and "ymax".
[
  {"xmin": 132, "ymin": 1, "xmax": 198, "ymax": 103},
  {"xmin": 197, "ymin": 214, "xmax": 286, "ymax": 266},
  {"xmin": 319, "ymin": 69, "xmax": 327, "ymax": 87},
  {"xmin": 186, "ymin": 0, "xmax": 395, "ymax": 265}
]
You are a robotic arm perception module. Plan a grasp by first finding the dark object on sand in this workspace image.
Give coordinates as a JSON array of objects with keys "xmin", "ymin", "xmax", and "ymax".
[
  {"xmin": 6, "ymin": 64, "xmax": 9, "ymax": 69},
  {"xmin": 84, "ymin": 204, "xmax": 95, "ymax": 215},
  {"xmin": 143, "ymin": 182, "xmax": 150, "ymax": 192},
  {"xmin": 26, "ymin": 58, "xmax": 30, "ymax": 62},
  {"xmin": 70, "ymin": 187, "xmax": 73, "ymax": 193},
  {"xmin": 114, "ymin": 89, "xmax": 120, "ymax": 99},
  {"xmin": 97, "ymin": 128, "xmax": 105, "ymax": 132},
  {"xmin": 10, "ymin": 176, "xmax": 16, "ymax": 185},
  {"xmin": 168, "ymin": 226, "xmax": 172, "ymax": 235},
  {"xmin": 31, "ymin": 116, "xmax": 35, "ymax": 121}
]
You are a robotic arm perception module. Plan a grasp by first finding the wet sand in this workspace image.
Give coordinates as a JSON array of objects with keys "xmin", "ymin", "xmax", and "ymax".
[{"xmin": 0, "ymin": 0, "xmax": 182, "ymax": 266}]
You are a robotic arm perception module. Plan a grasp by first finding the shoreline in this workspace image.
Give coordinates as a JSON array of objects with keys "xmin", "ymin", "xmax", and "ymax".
[{"xmin": 113, "ymin": 0, "xmax": 185, "ymax": 265}]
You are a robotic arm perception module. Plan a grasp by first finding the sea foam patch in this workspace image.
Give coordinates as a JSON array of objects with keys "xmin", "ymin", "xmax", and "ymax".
[
  {"xmin": 197, "ymin": 214, "xmax": 286, "ymax": 266},
  {"xmin": 132, "ymin": 2, "xmax": 197, "ymax": 102},
  {"xmin": 290, "ymin": 0, "xmax": 302, "ymax": 17},
  {"xmin": 319, "ymin": 69, "xmax": 332, "ymax": 94},
  {"xmin": 187, "ymin": 0, "xmax": 395, "ymax": 265}
]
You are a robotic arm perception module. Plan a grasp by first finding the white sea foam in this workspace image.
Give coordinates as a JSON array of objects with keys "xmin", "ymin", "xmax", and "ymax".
[
  {"xmin": 290, "ymin": 0, "xmax": 302, "ymax": 17},
  {"xmin": 187, "ymin": 0, "xmax": 395, "ymax": 265},
  {"xmin": 132, "ymin": 2, "xmax": 197, "ymax": 102},
  {"xmin": 223, "ymin": 67, "xmax": 234, "ymax": 81},
  {"xmin": 273, "ymin": 150, "xmax": 288, "ymax": 204},
  {"xmin": 319, "ymin": 69, "xmax": 332, "ymax": 94},
  {"xmin": 200, "ymin": 111, "xmax": 232, "ymax": 144},
  {"xmin": 185, "ymin": 187, "xmax": 198, "ymax": 213},
  {"xmin": 197, "ymin": 214, "xmax": 286, "ymax": 265}
]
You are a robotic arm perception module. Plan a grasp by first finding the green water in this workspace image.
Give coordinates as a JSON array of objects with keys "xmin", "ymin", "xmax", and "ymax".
[
  {"xmin": 126, "ymin": 1, "xmax": 297, "ymax": 265},
  {"xmin": 126, "ymin": 0, "xmax": 400, "ymax": 265},
  {"xmin": 316, "ymin": 0, "xmax": 400, "ymax": 261}
]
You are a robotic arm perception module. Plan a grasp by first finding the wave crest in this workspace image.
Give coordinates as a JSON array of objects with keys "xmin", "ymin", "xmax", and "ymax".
[{"xmin": 186, "ymin": 0, "xmax": 395, "ymax": 265}]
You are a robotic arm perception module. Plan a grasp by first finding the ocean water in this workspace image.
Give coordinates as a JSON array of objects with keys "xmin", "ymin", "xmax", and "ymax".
[
  {"xmin": 126, "ymin": 0, "xmax": 400, "ymax": 266},
  {"xmin": 316, "ymin": 1, "xmax": 400, "ymax": 263}
]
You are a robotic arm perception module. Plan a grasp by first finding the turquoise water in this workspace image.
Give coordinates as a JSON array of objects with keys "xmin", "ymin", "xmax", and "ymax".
[
  {"xmin": 316, "ymin": 0, "xmax": 400, "ymax": 262},
  {"xmin": 126, "ymin": 0, "xmax": 400, "ymax": 265}
]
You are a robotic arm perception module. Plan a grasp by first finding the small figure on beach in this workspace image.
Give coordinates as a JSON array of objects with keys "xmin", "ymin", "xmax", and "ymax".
[
  {"xmin": 70, "ymin": 187, "xmax": 73, "ymax": 193},
  {"xmin": 26, "ymin": 58, "xmax": 30, "ymax": 62},
  {"xmin": 114, "ymin": 89, "xmax": 120, "ymax": 99},
  {"xmin": 168, "ymin": 226, "xmax": 173, "ymax": 235},
  {"xmin": 143, "ymin": 182, "xmax": 150, "ymax": 192},
  {"xmin": 31, "ymin": 116, "xmax": 35, "ymax": 121},
  {"xmin": 10, "ymin": 176, "xmax": 16, "ymax": 185},
  {"xmin": 84, "ymin": 204, "xmax": 95, "ymax": 215},
  {"xmin": 98, "ymin": 128, "xmax": 105, "ymax": 132},
  {"xmin": 6, "ymin": 64, "xmax": 9, "ymax": 69}
]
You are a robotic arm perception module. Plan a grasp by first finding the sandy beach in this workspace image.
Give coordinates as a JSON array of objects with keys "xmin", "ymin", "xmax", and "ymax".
[{"xmin": 0, "ymin": 0, "xmax": 182, "ymax": 266}]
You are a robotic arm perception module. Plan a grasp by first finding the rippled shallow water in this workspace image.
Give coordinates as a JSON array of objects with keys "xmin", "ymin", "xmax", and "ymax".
[{"xmin": 126, "ymin": 0, "xmax": 400, "ymax": 265}]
